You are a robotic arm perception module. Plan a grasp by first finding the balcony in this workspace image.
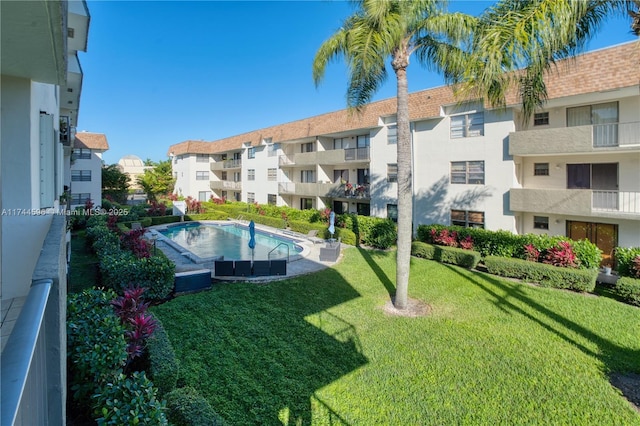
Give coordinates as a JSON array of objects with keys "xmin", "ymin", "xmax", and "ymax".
[
  {"xmin": 278, "ymin": 182, "xmax": 342, "ymax": 197},
  {"xmin": 510, "ymin": 122, "xmax": 640, "ymax": 156},
  {"xmin": 210, "ymin": 180, "xmax": 242, "ymax": 191},
  {"xmin": 510, "ymin": 188, "xmax": 640, "ymax": 219},
  {"xmin": 60, "ymin": 116, "xmax": 71, "ymax": 146},
  {"xmin": 210, "ymin": 159, "xmax": 242, "ymax": 171},
  {"xmin": 279, "ymin": 147, "xmax": 370, "ymax": 167}
]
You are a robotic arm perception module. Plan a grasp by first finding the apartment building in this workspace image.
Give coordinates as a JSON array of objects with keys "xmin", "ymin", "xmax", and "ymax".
[
  {"xmin": 1, "ymin": 1, "xmax": 91, "ymax": 424},
  {"xmin": 168, "ymin": 41, "xmax": 640, "ymax": 260},
  {"xmin": 71, "ymin": 132, "xmax": 109, "ymax": 207}
]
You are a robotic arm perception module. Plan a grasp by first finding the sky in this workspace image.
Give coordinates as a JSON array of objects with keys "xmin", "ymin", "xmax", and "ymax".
[{"xmin": 77, "ymin": 1, "xmax": 638, "ymax": 165}]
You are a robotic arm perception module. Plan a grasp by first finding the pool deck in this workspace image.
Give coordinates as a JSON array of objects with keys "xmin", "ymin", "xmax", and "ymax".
[{"xmin": 146, "ymin": 220, "xmax": 344, "ymax": 282}]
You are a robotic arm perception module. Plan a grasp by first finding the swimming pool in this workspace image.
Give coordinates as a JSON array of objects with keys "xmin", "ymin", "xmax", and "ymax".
[{"xmin": 158, "ymin": 222, "xmax": 303, "ymax": 261}]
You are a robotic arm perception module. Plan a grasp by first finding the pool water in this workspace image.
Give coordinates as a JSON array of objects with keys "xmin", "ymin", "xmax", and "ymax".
[{"xmin": 159, "ymin": 223, "xmax": 302, "ymax": 260}]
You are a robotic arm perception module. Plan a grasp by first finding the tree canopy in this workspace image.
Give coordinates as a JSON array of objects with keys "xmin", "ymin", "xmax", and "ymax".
[
  {"xmin": 102, "ymin": 164, "xmax": 130, "ymax": 204},
  {"xmin": 137, "ymin": 159, "xmax": 175, "ymax": 202}
]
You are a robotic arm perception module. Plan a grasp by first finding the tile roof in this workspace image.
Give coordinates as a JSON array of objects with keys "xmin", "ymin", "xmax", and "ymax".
[
  {"xmin": 167, "ymin": 40, "xmax": 639, "ymax": 156},
  {"xmin": 74, "ymin": 132, "xmax": 109, "ymax": 150}
]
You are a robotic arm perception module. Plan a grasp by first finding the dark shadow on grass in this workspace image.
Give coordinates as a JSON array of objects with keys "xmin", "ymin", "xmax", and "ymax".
[
  {"xmin": 152, "ymin": 267, "xmax": 367, "ymax": 426},
  {"xmin": 442, "ymin": 264, "xmax": 640, "ymax": 374},
  {"xmin": 358, "ymin": 248, "xmax": 395, "ymax": 298}
]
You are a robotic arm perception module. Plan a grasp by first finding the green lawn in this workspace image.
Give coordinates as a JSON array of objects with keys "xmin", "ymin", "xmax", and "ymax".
[
  {"xmin": 68, "ymin": 230, "xmax": 100, "ymax": 294},
  {"xmin": 154, "ymin": 248, "xmax": 640, "ymax": 425}
]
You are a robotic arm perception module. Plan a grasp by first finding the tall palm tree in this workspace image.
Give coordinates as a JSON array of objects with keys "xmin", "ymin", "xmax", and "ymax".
[
  {"xmin": 313, "ymin": 0, "xmax": 474, "ymax": 310},
  {"xmin": 442, "ymin": 0, "xmax": 639, "ymax": 126}
]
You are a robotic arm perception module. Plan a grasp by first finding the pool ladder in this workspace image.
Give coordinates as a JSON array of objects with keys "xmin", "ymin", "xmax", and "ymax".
[{"xmin": 268, "ymin": 243, "xmax": 290, "ymax": 263}]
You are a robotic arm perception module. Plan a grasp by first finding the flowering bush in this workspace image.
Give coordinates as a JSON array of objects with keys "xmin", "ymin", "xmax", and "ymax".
[
  {"xmin": 524, "ymin": 244, "xmax": 540, "ymax": 262},
  {"xmin": 459, "ymin": 235, "xmax": 474, "ymax": 250},
  {"xmin": 147, "ymin": 200, "xmax": 167, "ymax": 217},
  {"xmin": 121, "ymin": 229, "xmax": 151, "ymax": 259},
  {"xmin": 430, "ymin": 228, "xmax": 458, "ymax": 247},
  {"xmin": 543, "ymin": 241, "xmax": 578, "ymax": 268},
  {"xmin": 185, "ymin": 196, "xmax": 204, "ymax": 214},
  {"xmin": 210, "ymin": 196, "xmax": 225, "ymax": 205}
]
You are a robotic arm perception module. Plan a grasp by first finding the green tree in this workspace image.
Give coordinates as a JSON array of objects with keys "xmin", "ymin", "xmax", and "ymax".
[
  {"xmin": 102, "ymin": 164, "xmax": 129, "ymax": 204},
  {"xmin": 441, "ymin": 0, "xmax": 638, "ymax": 125},
  {"xmin": 137, "ymin": 159, "xmax": 175, "ymax": 202},
  {"xmin": 313, "ymin": 0, "xmax": 473, "ymax": 309}
]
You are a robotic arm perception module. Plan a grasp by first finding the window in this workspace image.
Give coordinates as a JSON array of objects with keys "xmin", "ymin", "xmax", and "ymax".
[
  {"xmin": 450, "ymin": 112, "xmax": 484, "ymax": 138},
  {"xmin": 357, "ymin": 168, "xmax": 370, "ymax": 185},
  {"xmin": 387, "ymin": 164, "xmax": 398, "ymax": 183},
  {"xmin": 356, "ymin": 134, "xmax": 370, "ymax": 147},
  {"xmin": 233, "ymin": 172, "xmax": 241, "ymax": 182},
  {"xmin": 533, "ymin": 216, "xmax": 549, "ymax": 230},
  {"xmin": 534, "ymin": 163, "xmax": 549, "ymax": 176},
  {"xmin": 534, "ymin": 112, "xmax": 549, "ymax": 126},
  {"xmin": 198, "ymin": 191, "xmax": 211, "ymax": 202},
  {"xmin": 221, "ymin": 171, "xmax": 228, "ymax": 181},
  {"xmin": 71, "ymin": 193, "xmax": 91, "ymax": 205},
  {"xmin": 568, "ymin": 102, "xmax": 618, "ymax": 146},
  {"xmin": 267, "ymin": 194, "xmax": 277, "ymax": 205},
  {"xmin": 196, "ymin": 171, "xmax": 209, "ymax": 180},
  {"xmin": 267, "ymin": 143, "xmax": 279, "ymax": 157},
  {"xmin": 263, "ymin": 137, "xmax": 272, "ymax": 144},
  {"xmin": 248, "ymin": 147, "xmax": 255, "ymax": 159},
  {"xmin": 450, "ymin": 161, "xmax": 485, "ymax": 184},
  {"xmin": 196, "ymin": 154, "xmax": 209, "ymax": 163},
  {"xmin": 333, "ymin": 137, "xmax": 349, "ymax": 149},
  {"xmin": 387, "ymin": 204, "xmax": 398, "ymax": 222},
  {"xmin": 451, "ymin": 210, "xmax": 485, "ymax": 228},
  {"xmin": 567, "ymin": 163, "xmax": 617, "ymax": 190},
  {"xmin": 301, "ymin": 142, "xmax": 314, "ymax": 153},
  {"xmin": 300, "ymin": 198, "xmax": 313, "ymax": 210},
  {"xmin": 248, "ymin": 169, "xmax": 255, "ymax": 181},
  {"xmin": 71, "ymin": 170, "xmax": 91, "ymax": 182},
  {"xmin": 387, "ymin": 123, "xmax": 397, "ymax": 144},
  {"xmin": 247, "ymin": 192, "xmax": 255, "ymax": 204},
  {"xmin": 72, "ymin": 148, "xmax": 91, "ymax": 160},
  {"xmin": 300, "ymin": 170, "xmax": 315, "ymax": 183},
  {"xmin": 357, "ymin": 203, "xmax": 370, "ymax": 216},
  {"xmin": 267, "ymin": 168, "xmax": 277, "ymax": 181}
]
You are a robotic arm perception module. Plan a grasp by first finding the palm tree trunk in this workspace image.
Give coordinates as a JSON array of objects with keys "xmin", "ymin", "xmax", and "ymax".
[{"xmin": 394, "ymin": 64, "xmax": 412, "ymax": 310}]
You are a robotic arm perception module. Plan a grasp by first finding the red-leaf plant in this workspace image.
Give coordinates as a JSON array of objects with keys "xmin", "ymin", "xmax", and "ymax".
[
  {"xmin": 120, "ymin": 229, "xmax": 151, "ymax": 258},
  {"xmin": 524, "ymin": 244, "xmax": 540, "ymax": 262},
  {"xmin": 632, "ymin": 255, "xmax": 640, "ymax": 278},
  {"xmin": 430, "ymin": 229, "xmax": 458, "ymax": 247},
  {"xmin": 543, "ymin": 241, "xmax": 578, "ymax": 268},
  {"xmin": 111, "ymin": 286, "xmax": 156, "ymax": 363}
]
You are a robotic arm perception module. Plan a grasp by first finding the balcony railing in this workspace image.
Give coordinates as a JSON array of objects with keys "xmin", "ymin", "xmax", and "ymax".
[
  {"xmin": 210, "ymin": 180, "xmax": 242, "ymax": 191},
  {"xmin": 344, "ymin": 147, "xmax": 370, "ymax": 161},
  {"xmin": 210, "ymin": 159, "xmax": 242, "ymax": 171},
  {"xmin": 1, "ymin": 280, "xmax": 52, "ymax": 426},
  {"xmin": 592, "ymin": 191, "xmax": 640, "ymax": 214},
  {"xmin": 592, "ymin": 122, "xmax": 640, "ymax": 148}
]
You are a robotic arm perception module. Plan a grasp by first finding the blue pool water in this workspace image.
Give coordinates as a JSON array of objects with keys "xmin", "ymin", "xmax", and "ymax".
[{"xmin": 159, "ymin": 222, "xmax": 302, "ymax": 260}]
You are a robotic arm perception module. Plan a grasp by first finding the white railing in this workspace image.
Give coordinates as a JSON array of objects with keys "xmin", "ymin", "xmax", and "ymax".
[
  {"xmin": 593, "ymin": 122, "xmax": 640, "ymax": 148},
  {"xmin": 278, "ymin": 182, "xmax": 295, "ymax": 193},
  {"xmin": 592, "ymin": 191, "xmax": 640, "ymax": 214},
  {"xmin": 278, "ymin": 154, "xmax": 294, "ymax": 166},
  {"xmin": 1, "ymin": 279, "xmax": 52, "ymax": 426}
]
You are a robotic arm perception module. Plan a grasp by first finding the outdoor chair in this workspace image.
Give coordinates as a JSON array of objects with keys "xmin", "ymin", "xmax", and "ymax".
[
  {"xmin": 270, "ymin": 259, "xmax": 287, "ymax": 275},
  {"xmin": 234, "ymin": 260, "xmax": 252, "ymax": 277},
  {"xmin": 214, "ymin": 260, "xmax": 234, "ymax": 277},
  {"xmin": 307, "ymin": 229, "xmax": 324, "ymax": 244},
  {"xmin": 252, "ymin": 260, "xmax": 271, "ymax": 276}
]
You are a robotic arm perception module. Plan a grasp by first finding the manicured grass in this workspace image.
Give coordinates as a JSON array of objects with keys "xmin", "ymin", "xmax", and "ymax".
[
  {"xmin": 68, "ymin": 230, "xmax": 100, "ymax": 293},
  {"xmin": 151, "ymin": 248, "xmax": 640, "ymax": 425}
]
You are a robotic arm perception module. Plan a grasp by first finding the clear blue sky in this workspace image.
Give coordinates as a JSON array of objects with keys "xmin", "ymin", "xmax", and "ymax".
[{"xmin": 78, "ymin": 1, "xmax": 637, "ymax": 165}]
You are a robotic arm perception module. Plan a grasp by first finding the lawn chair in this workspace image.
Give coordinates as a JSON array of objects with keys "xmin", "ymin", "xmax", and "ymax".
[{"xmin": 307, "ymin": 229, "xmax": 324, "ymax": 244}]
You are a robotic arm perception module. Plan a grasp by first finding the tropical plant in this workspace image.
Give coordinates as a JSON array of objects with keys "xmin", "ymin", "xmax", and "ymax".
[
  {"xmin": 102, "ymin": 164, "xmax": 130, "ymax": 205},
  {"xmin": 137, "ymin": 159, "xmax": 176, "ymax": 202},
  {"xmin": 313, "ymin": 0, "xmax": 473, "ymax": 309},
  {"xmin": 440, "ymin": 0, "xmax": 638, "ymax": 126}
]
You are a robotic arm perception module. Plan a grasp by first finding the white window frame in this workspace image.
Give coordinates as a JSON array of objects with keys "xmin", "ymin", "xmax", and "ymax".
[
  {"xmin": 450, "ymin": 161, "xmax": 485, "ymax": 184},
  {"xmin": 71, "ymin": 170, "xmax": 92, "ymax": 182},
  {"xmin": 450, "ymin": 112, "xmax": 484, "ymax": 138},
  {"xmin": 196, "ymin": 171, "xmax": 209, "ymax": 180},
  {"xmin": 248, "ymin": 169, "xmax": 256, "ymax": 181},
  {"xmin": 267, "ymin": 168, "xmax": 277, "ymax": 181}
]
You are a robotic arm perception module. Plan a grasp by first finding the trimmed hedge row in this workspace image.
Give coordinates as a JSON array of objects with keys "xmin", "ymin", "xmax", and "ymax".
[
  {"xmin": 165, "ymin": 386, "xmax": 226, "ymax": 426},
  {"xmin": 411, "ymin": 241, "xmax": 481, "ymax": 269},
  {"xmin": 151, "ymin": 215, "xmax": 182, "ymax": 226},
  {"xmin": 483, "ymin": 256, "xmax": 597, "ymax": 292},
  {"xmin": 614, "ymin": 277, "xmax": 640, "ymax": 306},
  {"xmin": 99, "ymin": 251, "xmax": 175, "ymax": 300},
  {"xmin": 615, "ymin": 247, "xmax": 640, "ymax": 278},
  {"xmin": 184, "ymin": 211, "xmax": 230, "ymax": 221},
  {"xmin": 147, "ymin": 315, "xmax": 180, "ymax": 396}
]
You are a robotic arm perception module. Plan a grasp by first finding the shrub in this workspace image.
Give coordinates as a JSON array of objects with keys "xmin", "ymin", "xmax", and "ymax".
[
  {"xmin": 411, "ymin": 241, "xmax": 481, "ymax": 269},
  {"xmin": 483, "ymin": 256, "xmax": 597, "ymax": 292},
  {"xmin": 614, "ymin": 276, "xmax": 640, "ymax": 306},
  {"xmin": 165, "ymin": 386, "xmax": 225, "ymax": 426},
  {"xmin": 120, "ymin": 217, "xmax": 153, "ymax": 228},
  {"xmin": 151, "ymin": 215, "xmax": 181, "ymax": 226},
  {"xmin": 543, "ymin": 241, "xmax": 578, "ymax": 268},
  {"xmin": 67, "ymin": 289, "xmax": 128, "ymax": 404},
  {"xmin": 147, "ymin": 316, "xmax": 180, "ymax": 396},
  {"xmin": 615, "ymin": 247, "xmax": 640, "ymax": 277},
  {"xmin": 184, "ymin": 211, "xmax": 230, "ymax": 221},
  {"xmin": 92, "ymin": 371, "xmax": 168, "ymax": 425},
  {"xmin": 121, "ymin": 229, "xmax": 152, "ymax": 258},
  {"xmin": 365, "ymin": 220, "xmax": 397, "ymax": 249},
  {"xmin": 100, "ymin": 252, "xmax": 175, "ymax": 301}
]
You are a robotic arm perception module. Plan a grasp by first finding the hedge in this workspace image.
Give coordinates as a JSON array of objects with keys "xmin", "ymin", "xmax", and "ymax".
[
  {"xmin": 151, "ymin": 215, "xmax": 182, "ymax": 226},
  {"xmin": 147, "ymin": 315, "xmax": 180, "ymax": 396},
  {"xmin": 613, "ymin": 276, "xmax": 640, "ymax": 306},
  {"xmin": 100, "ymin": 252, "xmax": 175, "ymax": 300},
  {"xmin": 615, "ymin": 247, "xmax": 640, "ymax": 278},
  {"xmin": 184, "ymin": 211, "xmax": 230, "ymax": 221},
  {"xmin": 483, "ymin": 256, "xmax": 597, "ymax": 292},
  {"xmin": 411, "ymin": 241, "xmax": 481, "ymax": 269},
  {"xmin": 120, "ymin": 217, "xmax": 153, "ymax": 229},
  {"xmin": 165, "ymin": 386, "xmax": 225, "ymax": 426}
]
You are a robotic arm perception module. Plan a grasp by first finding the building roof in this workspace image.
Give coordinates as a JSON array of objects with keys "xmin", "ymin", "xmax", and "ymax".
[
  {"xmin": 167, "ymin": 40, "xmax": 640, "ymax": 156},
  {"xmin": 118, "ymin": 154, "xmax": 145, "ymax": 167},
  {"xmin": 74, "ymin": 132, "xmax": 109, "ymax": 151}
]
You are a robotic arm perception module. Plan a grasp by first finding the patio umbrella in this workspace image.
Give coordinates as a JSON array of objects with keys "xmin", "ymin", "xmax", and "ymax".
[
  {"xmin": 328, "ymin": 211, "xmax": 335, "ymax": 239},
  {"xmin": 248, "ymin": 220, "xmax": 256, "ymax": 264}
]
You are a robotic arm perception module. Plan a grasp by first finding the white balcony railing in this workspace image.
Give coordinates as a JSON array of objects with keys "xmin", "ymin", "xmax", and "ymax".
[
  {"xmin": 592, "ymin": 122, "xmax": 640, "ymax": 148},
  {"xmin": 592, "ymin": 191, "xmax": 640, "ymax": 214}
]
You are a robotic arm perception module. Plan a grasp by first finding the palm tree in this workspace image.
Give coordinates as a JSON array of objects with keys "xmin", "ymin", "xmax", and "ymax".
[
  {"xmin": 442, "ymin": 0, "xmax": 639, "ymax": 126},
  {"xmin": 313, "ymin": 0, "xmax": 474, "ymax": 310}
]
